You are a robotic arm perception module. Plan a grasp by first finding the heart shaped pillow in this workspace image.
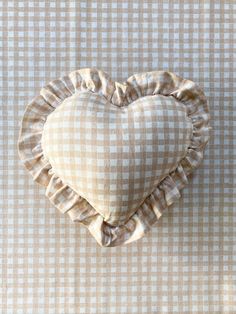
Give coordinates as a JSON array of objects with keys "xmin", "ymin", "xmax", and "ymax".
[{"xmin": 18, "ymin": 68, "xmax": 210, "ymax": 247}]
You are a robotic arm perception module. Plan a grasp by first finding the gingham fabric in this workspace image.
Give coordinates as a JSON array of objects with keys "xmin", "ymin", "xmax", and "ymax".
[
  {"xmin": 42, "ymin": 80, "xmax": 193, "ymax": 226},
  {"xmin": 1, "ymin": 0, "xmax": 236, "ymax": 312},
  {"xmin": 18, "ymin": 69, "xmax": 209, "ymax": 246}
]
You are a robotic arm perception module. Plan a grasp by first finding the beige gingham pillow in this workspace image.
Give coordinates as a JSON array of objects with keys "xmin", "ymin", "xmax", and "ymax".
[{"xmin": 18, "ymin": 68, "xmax": 210, "ymax": 247}]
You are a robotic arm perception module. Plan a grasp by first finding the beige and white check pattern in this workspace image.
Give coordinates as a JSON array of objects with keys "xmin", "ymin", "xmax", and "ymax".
[
  {"xmin": 1, "ymin": 0, "xmax": 236, "ymax": 313},
  {"xmin": 41, "ymin": 75, "xmax": 193, "ymax": 227},
  {"xmin": 18, "ymin": 68, "xmax": 209, "ymax": 246}
]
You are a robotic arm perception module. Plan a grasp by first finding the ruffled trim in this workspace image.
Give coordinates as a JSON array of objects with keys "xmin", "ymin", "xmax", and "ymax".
[{"xmin": 18, "ymin": 68, "xmax": 211, "ymax": 247}]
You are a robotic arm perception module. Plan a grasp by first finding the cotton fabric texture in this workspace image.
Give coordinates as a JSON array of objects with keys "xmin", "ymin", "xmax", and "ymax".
[
  {"xmin": 2, "ymin": 1, "xmax": 236, "ymax": 313},
  {"xmin": 18, "ymin": 68, "xmax": 210, "ymax": 247}
]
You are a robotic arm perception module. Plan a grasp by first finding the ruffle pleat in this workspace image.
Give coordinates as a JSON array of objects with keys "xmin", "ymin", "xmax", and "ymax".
[{"xmin": 18, "ymin": 68, "xmax": 211, "ymax": 247}]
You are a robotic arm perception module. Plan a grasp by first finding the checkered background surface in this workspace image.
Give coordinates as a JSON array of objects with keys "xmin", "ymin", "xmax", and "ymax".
[{"xmin": 1, "ymin": 0, "xmax": 236, "ymax": 313}]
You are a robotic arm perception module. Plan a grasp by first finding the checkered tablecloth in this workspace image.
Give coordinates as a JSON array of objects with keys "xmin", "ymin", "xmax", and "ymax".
[{"xmin": 1, "ymin": 1, "xmax": 236, "ymax": 313}]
